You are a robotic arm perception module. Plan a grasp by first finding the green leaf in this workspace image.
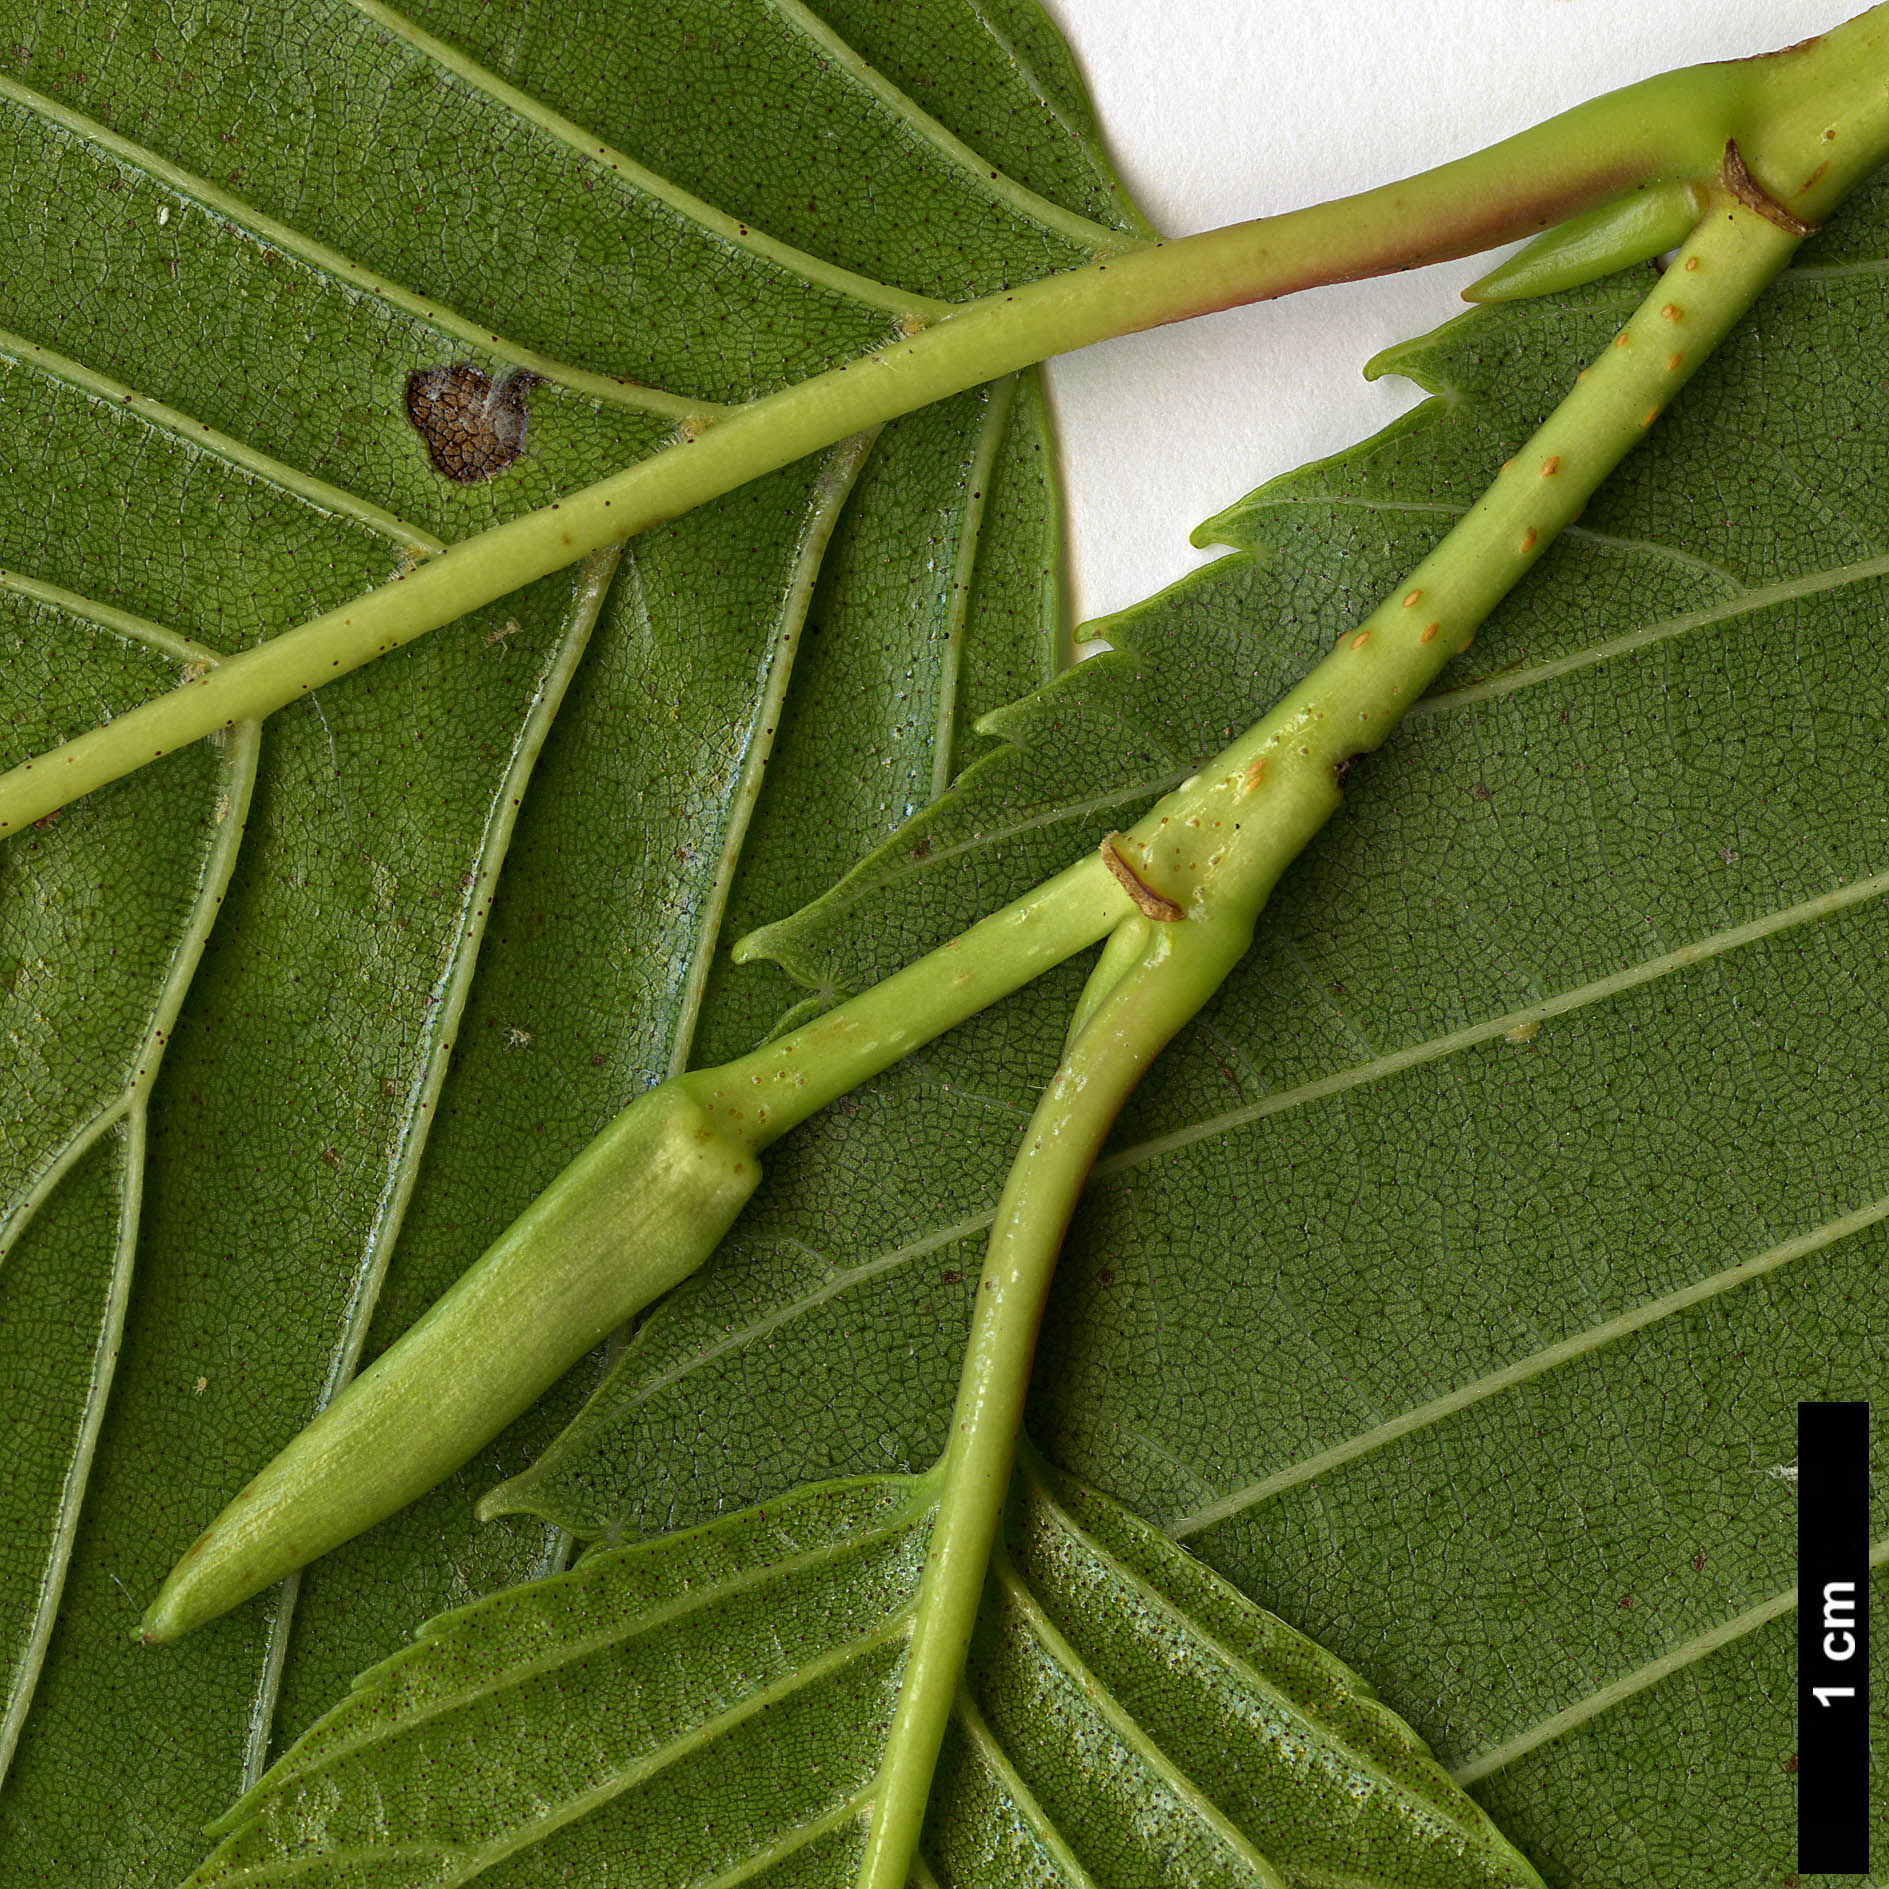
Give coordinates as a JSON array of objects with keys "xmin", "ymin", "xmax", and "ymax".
[
  {"xmin": 191, "ymin": 1451, "xmax": 1535, "ymax": 1889},
  {"xmin": 490, "ymin": 178, "xmax": 1889, "ymax": 1883},
  {"xmin": 0, "ymin": 0, "xmax": 1101, "ymax": 1872},
  {"xmin": 6, "ymin": 2, "xmax": 1881, "ymax": 1882}
]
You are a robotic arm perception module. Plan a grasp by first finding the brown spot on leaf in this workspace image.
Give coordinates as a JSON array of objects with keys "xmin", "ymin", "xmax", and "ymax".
[{"xmin": 406, "ymin": 364, "xmax": 539, "ymax": 482}]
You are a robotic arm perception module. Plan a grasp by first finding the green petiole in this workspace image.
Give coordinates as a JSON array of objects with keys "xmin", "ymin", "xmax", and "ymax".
[
  {"xmin": 9, "ymin": 12, "xmax": 1887, "ymax": 834},
  {"xmin": 853, "ymin": 906, "xmax": 1268, "ymax": 1888}
]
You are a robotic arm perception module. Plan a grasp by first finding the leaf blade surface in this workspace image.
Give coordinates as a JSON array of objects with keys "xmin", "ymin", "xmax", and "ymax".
[
  {"xmin": 507, "ymin": 186, "xmax": 1889, "ymax": 1884},
  {"xmin": 0, "ymin": 0, "xmax": 1113, "ymax": 1869},
  {"xmin": 193, "ymin": 1458, "xmax": 1535, "ymax": 1889}
]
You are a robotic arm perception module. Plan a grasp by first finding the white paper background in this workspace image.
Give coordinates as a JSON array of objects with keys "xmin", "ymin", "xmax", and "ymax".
[{"xmin": 1036, "ymin": 0, "xmax": 1845, "ymax": 625}]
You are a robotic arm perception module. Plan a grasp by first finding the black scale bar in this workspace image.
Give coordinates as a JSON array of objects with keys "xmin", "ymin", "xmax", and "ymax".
[{"xmin": 1798, "ymin": 1400, "xmax": 1870, "ymax": 1875}]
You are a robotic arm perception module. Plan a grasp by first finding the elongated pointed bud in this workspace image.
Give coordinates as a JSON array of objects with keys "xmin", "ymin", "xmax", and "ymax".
[
  {"xmin": 141, "ymin": 1084, "xmax": 758, "ymax": 1644},
  {"xmin": 1463, "ymin": 183, "xmax": 1705, "ymax": 302}
]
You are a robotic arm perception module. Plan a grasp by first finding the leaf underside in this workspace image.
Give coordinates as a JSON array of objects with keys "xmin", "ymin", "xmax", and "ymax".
[
  {"xmin": 5, "ymin": 0, "xmax": 1882, "ymax": 1884},
  {"xmin": 191, "ymin": 1452, "xmax": 1536, "ymax": 1889},
  {"xmin": 0, "ymin": 0, "xmax": 1105, "ymax": 1872},
  {"xmin": 494, "ymin": 180, "xmax": 1889, "ymax": 1884}
]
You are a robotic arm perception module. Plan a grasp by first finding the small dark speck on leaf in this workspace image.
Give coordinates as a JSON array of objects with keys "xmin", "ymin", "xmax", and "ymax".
[
  {"xmin": 1097, "ymin": 1269, "xmax": 1115, "ymax": 1287},
  {"xmin": 1783, "ymin": 1754, "xmax": 1799, "ymax": 1775},
  {"xmin": 1471, "ymin": 782, "xmax": 1493, "ymax": 802},
  {"xmin": 1617, "ymin": 1594, "xmax": 1633, "ymax": 1608},
  {"xmin": 1692, "ymin": 1549, "xmax": 1707, "ymax": 1571},
  {"xmin": 406, "ymin": 363, "xmax": 540, "ymax": 482},
  {"xmin": 939, "ymin": 1270, "xmax": 962, "ymax": 1286}
]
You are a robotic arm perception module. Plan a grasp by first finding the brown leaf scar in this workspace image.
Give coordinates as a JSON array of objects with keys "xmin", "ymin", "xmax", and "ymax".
[{"xmin": 1100, "ymin": 834, "xmax": 1185, "ymax": 921}]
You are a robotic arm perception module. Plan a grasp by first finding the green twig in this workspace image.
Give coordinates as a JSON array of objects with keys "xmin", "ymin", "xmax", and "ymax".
[
  {"xmin": 140, "ymin": 32, "xmax": 1889, "ymax": 1643},
  {"xmin": 846, "ymin": 170, "xmax": 1822, "ymax": 1886},
  {"xmin": 696, "ymin": 165, "xmax": 1816, "ymax": 1149}
]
